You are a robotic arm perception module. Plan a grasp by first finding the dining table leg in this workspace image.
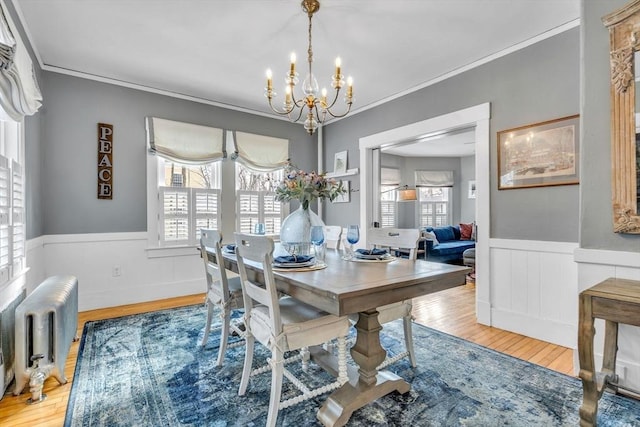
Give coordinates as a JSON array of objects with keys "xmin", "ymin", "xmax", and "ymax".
[{"xmin": 317, "ymin": 309, "xmax": 411, "ymax": 427}]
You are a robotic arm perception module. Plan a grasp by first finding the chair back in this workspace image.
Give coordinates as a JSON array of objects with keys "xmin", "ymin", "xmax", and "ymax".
[
  {"xmin": 367, "ymin": 227, "xmax": 421, "ymax": 260},
  {"xmin": 234, "ymin": 233, "xmax": 283, "ymax": 333},
  {"xmin": 323, "ymin": 225, "xmax": 342, "ymax": 250},
  {"xmin": 200, "ymin": 229, "xmax": 233, "ymax": 300}
]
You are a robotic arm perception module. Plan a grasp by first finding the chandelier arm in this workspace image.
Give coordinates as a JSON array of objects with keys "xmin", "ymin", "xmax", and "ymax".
[
  {"xmin": 323, "ymin": 102, "xmax": 353, "ymax": 119},
  {"xmin": 312, "ymin": 103, "xmax": 324, "ymax": 122},
  {"xmin": 290, "ymin": 105, "xmax": 307, "ymax": 123},
  {"xmin": 324, "ymin": 87, "xmax": 343, "ymax": 110},
  {"xmin": 267, "ymin": 97, "xmax": 297, "ymax": 116}
]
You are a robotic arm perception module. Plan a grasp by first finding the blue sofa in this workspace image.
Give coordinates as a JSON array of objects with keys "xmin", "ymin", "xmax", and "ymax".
[{"xmin": 421, "ymin": 225, "xmax": 475, "ymax": 264}]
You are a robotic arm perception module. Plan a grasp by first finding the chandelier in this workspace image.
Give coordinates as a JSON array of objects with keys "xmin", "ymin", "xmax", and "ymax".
[{"xmin": 264, "ymin": 0, "xmax": 353, "ymax": 135}]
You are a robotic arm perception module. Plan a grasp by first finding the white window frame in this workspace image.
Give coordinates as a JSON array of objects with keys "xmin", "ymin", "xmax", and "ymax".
[
  {"xmin": 380, "ymin": 185, "xmax": 397, "ymax": 227},
  {"xmin": 146, "ymin": 156, "xmax": 221, "ymax": 257},
  {"xmin": 417, "ymin": 187, "xmax": 452, "ymax": 228},
  {"xmin": 236, "ymin": 190, "xmax": 283, "ymax": 235},
  {"xmin": 0, "ymin": 118, "xmax": 25, "ymax": 286}
]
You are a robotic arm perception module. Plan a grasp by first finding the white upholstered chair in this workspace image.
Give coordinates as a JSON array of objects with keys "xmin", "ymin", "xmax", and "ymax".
[
  {"xmin": 199, "ymin": 229, "xmax": 245, "ymax": 366},
  {"xmin": 323, "ymin": 225, "xmax": 342, "ymax": 250},
  {"xmin": 364, "ymin": 227, "xmax": 421, "ymax": 368},
  {"xmin": 234, "ymin": 233, "xmax": 350, "ymax": 427}
]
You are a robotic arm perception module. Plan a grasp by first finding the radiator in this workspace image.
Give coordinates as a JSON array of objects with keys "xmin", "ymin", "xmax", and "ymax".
[
  {"xmin": 13, "ymin": 275, "xmax": 78, "ymax": 395},
  {"xmin": 0, "ymin": 289, "xmax": 26, "ymax": 397}
]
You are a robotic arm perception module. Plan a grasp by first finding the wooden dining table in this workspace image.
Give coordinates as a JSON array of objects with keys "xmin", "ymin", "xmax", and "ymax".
[{"xmin": 217, "ymin": 247, "xmax": 470, "ymax": 427}]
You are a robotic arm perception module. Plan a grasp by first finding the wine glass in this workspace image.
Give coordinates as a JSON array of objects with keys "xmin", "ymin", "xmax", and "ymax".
[
  {"xmin": 310, "ymin": 226, "xmax": 325, "ymax": 262},
  {"xmin": 346, "ymin": 225, "xmax": 359, "ymax": 259}
]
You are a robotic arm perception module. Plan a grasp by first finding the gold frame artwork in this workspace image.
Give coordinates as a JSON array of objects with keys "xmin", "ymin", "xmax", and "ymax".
[
  {"xmin": 497, "ymin": 115, "xmax": 580, "ymax": 190},
  {"xmin": 603, "ymin": 0, "xmax": 640, "ymax": 234}
]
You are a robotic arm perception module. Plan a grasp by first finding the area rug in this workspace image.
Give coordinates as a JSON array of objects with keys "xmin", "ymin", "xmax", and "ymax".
[{"xmin": 64, "ymin": 305, "xmax": 640, "ymax": 426}]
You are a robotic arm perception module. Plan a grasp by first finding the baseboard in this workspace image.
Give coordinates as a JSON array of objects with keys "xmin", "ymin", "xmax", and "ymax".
[
  {"xmin": 491, "ymin": 307, "xmax": 576, "ymax": 348},
  {"xmin": 80, "ymin": 278, "xmax": 203, "ymax": 311}
]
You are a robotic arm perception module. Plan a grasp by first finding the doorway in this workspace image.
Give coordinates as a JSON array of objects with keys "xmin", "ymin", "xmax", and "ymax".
[{"xmin": 358, "ymin": 103, "xmax": 491, "ymax": 325}]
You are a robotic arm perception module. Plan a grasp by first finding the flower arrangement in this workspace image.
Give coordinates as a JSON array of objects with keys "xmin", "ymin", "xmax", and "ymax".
[{"xmin": 275, "ymin": 166, "xmax": 347, "ymax": 210}]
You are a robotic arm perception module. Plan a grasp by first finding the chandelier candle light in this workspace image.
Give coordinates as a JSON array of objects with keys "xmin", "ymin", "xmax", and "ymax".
[{"xmin": 265, "ymin": 0, "xmax": 354, "ymax": 135}]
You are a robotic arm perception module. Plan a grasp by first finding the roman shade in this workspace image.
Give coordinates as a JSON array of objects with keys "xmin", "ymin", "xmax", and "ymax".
[
  {"xmin": 231, "ymin": 131, "xmax": 289, "ymax": 171},
  {"xmin": 381, "ymin": 167, "xmax": 401, "ymax": 186},
  {"xmin": 146, "ymin": 117, "xmax": 225, "ymax": 165},
  {"xmin": 415, "ymin": 170, "xmax": 454, "ymax": 187},
  {"xmin": 0, "ymin": 3, "xmax": 42, "ymax": 120}
]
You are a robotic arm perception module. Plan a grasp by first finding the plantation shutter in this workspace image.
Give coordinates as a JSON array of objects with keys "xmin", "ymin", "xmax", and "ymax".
[
  {"xmin": 0, "ymin": 155, "xmax": 9, "ymax": 283},
  {"xmin": 159, "ymin": 187, "xmax": 190, "ymax": 245},
  {"xmin": 11, "ymin": 160, "xmax": 23, "ymax": 273},
  {"xmin": 262, "ymin": 193, "xmax": 282, "ymax": 235},
  {"xmin": 380, "ymin": 201, "xmax": 396, "ymax": 227},
  {"xmin": 236, "ymin": 190, "xmax": 260, "ymax": 234},
  {"xmin": 193, "ymin": 188, "xmax": 220, "ymax": 241},
  {"xmin": 236, "ymin": 190, "xmax": 282, "ymax": 234}
]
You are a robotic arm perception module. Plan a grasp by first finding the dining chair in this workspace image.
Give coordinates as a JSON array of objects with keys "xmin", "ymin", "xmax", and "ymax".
[
  {"xmin": 199, "ymin": 229, "xmax": 245, "ymax": 366},
  {"xmin": 364, "ymin": 227, "xmax": 422, "ymax": 368},
  {"xmin": 323, "ymin": 225, "xmax": 342, "ymax": 250},
  {"xmin": 234, "ymin": 232, "xmax": 350, "ymax": 427}
]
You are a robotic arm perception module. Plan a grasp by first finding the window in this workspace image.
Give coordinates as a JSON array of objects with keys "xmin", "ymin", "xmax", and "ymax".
[
  {"xmin": 0, "ymin": 119, "xmax": 23, "ymax": 285},
  {"xmin": 380, "ymin": 185, "xmax": 397, "ymax": 227},
  {"xmin": 235, "ymin": 163, "xmax": 284, "ymax": 234},
  {"xmin": 157, "ymin": 159, "xmax": 221, "ymax": 246},
  {"xmin": 418, "ymin": 187, "xmax": 451, "ymax": 227}
]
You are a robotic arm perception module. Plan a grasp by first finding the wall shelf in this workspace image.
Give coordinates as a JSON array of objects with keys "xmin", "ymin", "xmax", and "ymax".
[{"xmin": 326, "ymin": 168, "xmax": 359, "ymax": 179}]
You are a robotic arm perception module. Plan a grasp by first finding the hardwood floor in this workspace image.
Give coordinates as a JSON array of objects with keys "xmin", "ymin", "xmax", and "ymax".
[{"xmin": 0, "ymin": 285, "xmax": 574, "ymax": 426}]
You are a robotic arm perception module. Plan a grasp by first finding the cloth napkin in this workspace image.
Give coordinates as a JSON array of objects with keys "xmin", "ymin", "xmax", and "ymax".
[
  {"xmin": 225, "ymin": 244, "xmax": 236, "ymax": 252},
  {"xmin": 356, "ymin": 248, "xmax": 388, "ymax": 256},
  {"xmin": 274, "ymin": 255, "xmax": 314, "ymax": 264}
]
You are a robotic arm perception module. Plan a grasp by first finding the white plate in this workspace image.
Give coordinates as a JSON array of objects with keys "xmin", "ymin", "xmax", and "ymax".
[{"xmin": 273, "ymin": 260, "xmax": 315, "ymax": 268}]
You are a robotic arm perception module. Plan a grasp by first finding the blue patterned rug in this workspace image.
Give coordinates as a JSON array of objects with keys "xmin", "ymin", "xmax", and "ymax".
[{"xmin": 64, "ymin": 304, "xmax": 640, "ymax": 426}]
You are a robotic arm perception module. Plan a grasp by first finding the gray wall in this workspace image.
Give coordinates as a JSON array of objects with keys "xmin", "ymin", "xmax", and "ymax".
[
  {"xmin": 460, "ymin": 155, "xmax": 476, "ymax": 223},
  {"xmin": 40, "ymin": 72, "xmax": 315, "ymax": 235},
  {"xmin": 582, "ymin": 0, "xmax": 640, "ymax": 252},
  {"xmin": 323, "ymin": 28, "xmax": 580, "ymax": 242}
]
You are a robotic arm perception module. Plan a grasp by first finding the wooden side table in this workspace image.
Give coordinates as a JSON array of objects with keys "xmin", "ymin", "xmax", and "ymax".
[{"xmin": 578, "ymin": 277, "xmax": 640, "ymax": 426}]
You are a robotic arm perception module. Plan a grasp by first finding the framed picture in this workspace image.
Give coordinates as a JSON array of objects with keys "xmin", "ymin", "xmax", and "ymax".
[
  {"xmin": 334, "ymin": 180, "xmax": 350, "ymax": 203},
  {"xmin": 497, "ymin": 115, "xmax": 580, "ymax": 190},
  {"xmin": 333, "ymin": 150, "xmax": 348, "ymax": 175},
  {"xmin": 468, "ymin": 180, "xmax": 476, "ymax": 199}
]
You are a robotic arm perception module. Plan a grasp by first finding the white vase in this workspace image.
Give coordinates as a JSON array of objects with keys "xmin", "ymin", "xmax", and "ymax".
[{"xmin": 280, "ymin": 205, "xmax": 324, "ymax": 256}]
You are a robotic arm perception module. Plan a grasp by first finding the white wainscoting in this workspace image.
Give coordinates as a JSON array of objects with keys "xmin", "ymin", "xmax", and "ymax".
[
  {"xmin": 489, "ymin": 238, "xmax": 579, "ymax": 349},
  {"xmin": 574, "ymin": 248, "xmax": 640, "ymax": 390},
  {"xmin": 26, "ymin": 233, "xmax": 204, "ymax": 312}
]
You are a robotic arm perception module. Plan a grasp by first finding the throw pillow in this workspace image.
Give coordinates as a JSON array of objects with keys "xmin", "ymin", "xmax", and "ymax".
[
  {"xmin": 422, "ymin": 230, "xmax": 439, "ymax": 245},
  {"xmin": 432, "ymin": 226, "xmax": 455, "ymax": 242},
  {"xmin": 471, "ymin": 222, "xmax": 478, "ymax": 241},
  {"xmin": 460, "ymin": 223, "xmax": 473, "ymax": 240}
]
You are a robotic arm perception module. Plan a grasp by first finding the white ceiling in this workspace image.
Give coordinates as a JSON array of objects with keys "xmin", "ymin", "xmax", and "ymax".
[{"xmin": 13, "ymin": 0, "xmax": 580, "ymax": 156}]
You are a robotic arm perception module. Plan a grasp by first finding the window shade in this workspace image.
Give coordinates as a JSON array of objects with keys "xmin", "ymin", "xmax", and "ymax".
[
  {"xmin": 0, "ymin": 3, "xmax": 42, "ymax": 120},
  {"xmin": 415, "ymin": 170, "xmax": 454, "ymax": 187},
  {"xmin": 146, "ymin": 117, "xmax": 225, "ymax": 165},
  {"xmin": 231, "ymin": 131, "xmax": 288, "ymax": 171},
  {"xmin": 381, "ymin": 167, "xmax": 401, "ymax": 185}
]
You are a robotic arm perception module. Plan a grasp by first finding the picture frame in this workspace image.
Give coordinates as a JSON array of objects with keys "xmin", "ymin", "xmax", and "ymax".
[
  {"xmin": 497, "ymin": 115, "xmax": 580, "ymax": 190},
  {"xmin": 333, "ymin": 150, "xmax": 348, "ymax": 175},
  {"xmin": 334, "ymin": 180, "xmax": 350, "ymax": 203},
  {"xmin": 468, "ymin": 180, "xmax": 476, "ymax": 199}
]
